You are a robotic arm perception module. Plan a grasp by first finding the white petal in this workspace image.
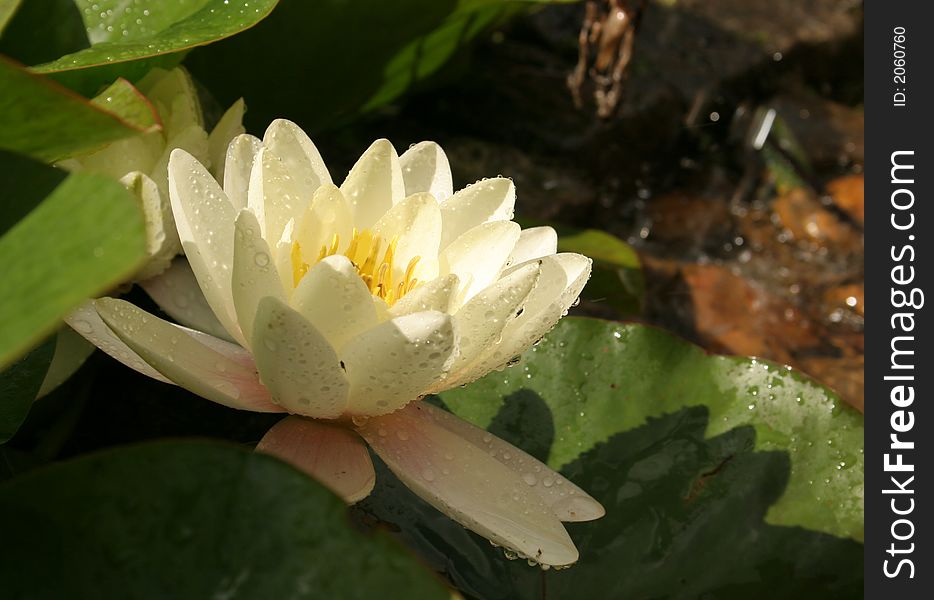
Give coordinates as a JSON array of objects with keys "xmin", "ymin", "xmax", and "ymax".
[
  {"xmin": 232, "ymin": 209, "xmax": 286, "ymax": 347},
  {"xmin": 223, "ymin": 134, "xmax": 262, "ymax": 210},
  {"xmin": 341, "ymin": 311, "xmax": 456, "ymax": 417},
  {"xmin": 399, "ymin": 141, "xmax": 453, "ymax": 202},
  {"xmin": 65, "ymin": 301, "xmax": 172, "ymax": 384},
  {"xmin": 153, "ymin": 124, "xmax": 210, "ymax": 196},
  {"xmin": 439, "ymin": 220, "xmax": 521, "ymax": 308},
  {"xmin": 120, "ymin": 171, "xmax": 180, "ymax": 281},
  {"xmin": 168, "ymin": 149, "xmax": 242, "ymax": 344},
  {"xmin": 448, "ymin": 253, "xmax": 591, "ymax": 388},
  {"xmin": 440, "ymin": 178, "xmax": 515, "ymax": 249},
  {"xmin": 370, "ymin": 192, "xmax": 442, "ymax": 283},
  {"xmin": 357, "ymin": 403, "xmax": 579, "ymax": 566},
  {"xmin": 340, "ymin": 139, "xmax": 404, "ymax": 230},
  {"xmin": 248, "ymin": 146, "xmax": 310, "ymax": 245},
  {"xmin": 257, "ymin": 416, "xmax": 375, "ymax": 504},
  {"xmin": 447, "ymin": 262, "xmax": 540, "ymax": 375},
  {"xmin": 416, "ymin": 402, "xmax": 604, "ymax": 522},
  {"xmin": 251, "ymin": 296, "xmax": 349, "ymax": 419},
  {"xmin": 263, "ymin": 118, "xmax": 331, "ymax": 191},
  {"xmin": 94, "ymin": 298, "xmax": 282, "ymax": 412},
  {"xmin": 139, "ymin": 258, "xmax": 231, "ymax": 341},
  {"xmin": 290, "ymin": 255, "xmax": 381, "ymax": 352},
  {"xmin": 389, "ymin": 274, "xmax": 459, "ymax": 317},
  {"xmin": 292, "ymin": 183, "xmax": 354, "ymax": 281},
  {"xmin": 507, "ymin": 226, "xmax": 558, "ymax": 266},
  {"xmin": 208, "ymin": 98, "xmax": 246, "ymax": 181}
]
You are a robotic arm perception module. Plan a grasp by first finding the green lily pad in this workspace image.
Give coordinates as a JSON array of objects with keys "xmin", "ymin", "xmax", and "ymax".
[
  {"xmin": 33, "ymin": 0, "xmax": 279, "ymax": 95},
  {"xmin": 0, "ymin": 58, "xmax": 157, "ymax": 161},
  {"xmin": 353, "ymin": 317, "xmax": 863, "ymax": 598},
  {"xmin": 0, "ymin": 156, "xmax": 146, "ymax": 367},
  {"xmin": 186, "ymin": 0, "xmax": 570, "ymax": 132},
  {"xmin": 0, "ymin": 338, "xmax": 53, "ymax": 443},
  {"xmin": 0, "ymin": 441, "xmax": 449, "ymax": 599}
]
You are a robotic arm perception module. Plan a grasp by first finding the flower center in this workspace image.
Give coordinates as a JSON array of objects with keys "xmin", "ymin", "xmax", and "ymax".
[{"xmin": 291, "ymin": 229, "xmax": 421, "ymax": 306}]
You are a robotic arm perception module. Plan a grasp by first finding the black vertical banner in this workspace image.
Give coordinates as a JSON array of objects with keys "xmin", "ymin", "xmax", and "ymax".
[{"xmin": 865, "ymin": 2, "xmax": 933, "ymax": 597}]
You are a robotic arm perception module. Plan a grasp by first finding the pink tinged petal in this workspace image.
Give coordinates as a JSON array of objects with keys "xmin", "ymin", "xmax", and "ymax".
[
  {"xmin": 507, "ymin": 226, "xmax": 558, "ymax": 267},
  {"xmin": 389, "ymin": 274, "xmax": 459, "ymax": 317},
  {"xmin": 168, "ymin": 149, "xmax": 243, "ymax": 345},
  {"xmin": 256, "ymin": 416, "xmax": 375, "ymax": 504},
  {"xmin": 293, "ymin": 184, "xmax": 354, "ymax": 270},
  {"xmin": 416, "ymin": 402, "xmax": 605, "ymax": 522},
  {"xmin": 357, "ymin": 403, "xmax": 579, "ymax": 566},
  {"xmin": 340, "ymin": 139, "xmax": 405, "ymax": 230},
  {"xmin": 223, "ymin": 134, "xmax": 262, "ymax": 210},
  {"xmin": 94, "ymin": 298, "xmax": 282, "ymax": 413},
  {"xmin": 439, "ymin": 178, "xmax": 516, "ymax": 249},
  {"xmin": 247, "ymin": 146, "xmax": 309, "ymax": 245},
  {"xmin": 439, "ymin": 220, "xmax": 521, "ymax": 308},
  {"xmin": 341, "ymin": 311, "xmax": 456, "ymax": 417},
  {"xmin": 290, "ymin": 255, "xmax": 381, "ymax": 352},
  {"xmin": 208, "ymin": 98, "xmax": 246, "ymax": 181},
  {"xmin": 65, "ymin": 301, "xmax": 172, "ymax": 384},
  {"xmin": 232, "ymin": 209, "xmax": 286, "ymax": 347},
  {"xmin": 446, "ymin": 262, "xmax": 540, "ymax": 377},
  {"xmin": 370, "ymin": 192, "xmax": 442, "ymax": 283},
  {"xmin": 447, "ymin": 253, "xmax": 591, "ymax": 388},
  {"xmin": 252, "ymin": 296, "xmax": 349, "ymax": 419},
  {"xmin": 399, "ymin": 141, "xmax": 453, "ymax": 202},
  {"xmin": 140, "ymin": 258, "xmax": 232, "ymax": 342},
  {"xmin": 263, "ymin": 119, "xmax": 332, "ymax": 190}
]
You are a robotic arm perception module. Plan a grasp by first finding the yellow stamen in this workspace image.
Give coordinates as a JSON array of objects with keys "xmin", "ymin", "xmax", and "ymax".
[{"xmin": 290, "ymin": 228, "xmax": 421, "ymax": 306}]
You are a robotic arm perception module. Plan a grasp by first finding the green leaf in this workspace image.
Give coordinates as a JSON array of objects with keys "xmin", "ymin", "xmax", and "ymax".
[
  {"xmin": 187, "ymin": 0, "xmax": 567, "ymax": 132},
  {"xmin": 0, "ymin": 0, "xmax": 88, "ymax": 65},
  {"xmin": 89, "ymin": 78, "xmax": 161, "ymax": 131},
  {"xmin": 0, "ymin": 159, "xmax": 146, "ymax": 368},
  {"xmin": 354, "ymin": 318, "xmax": 863, "ymax": 597},
  {"xmin": 0, "ymin": 150, "xmax": 66, "ymax": 235},
  {"xmin": 0, "ymin": 338, "xmax": 53, "ymax": 443},
  {"xmin": 33, "ymin": 0, "xmax": 279, "ymax": 95},
  {"xmin": 0, "ymin": 440, "xmax": 449, "ymax": 599},
  {"xmin": 0, "ymin": 58, "xmax": 157, "ymax": 161}
]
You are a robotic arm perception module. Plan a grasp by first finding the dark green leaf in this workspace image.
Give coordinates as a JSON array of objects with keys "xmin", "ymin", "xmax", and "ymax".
[
  {"xmin": 0, "ymin": 149, "xmax": 66, "ymax": 234},
  {"xmin": 0, "ymin": 0, "xmax": 89, "ymax": 65},
  {"xmin": 0, "ymin": 338, "xmax": 53, "ymax": 443},
  {"xmin": 0, "ymin": 440, "xmax": 449, "ymax": 599},
  {"xmin": 33, "ymin": 0, "xmax": 279, "ymax": 95},
  {"xmin": 0, "ymin": 58, "xmax": 157, "ymax": 161},
  {"xmin": 354, "ymin": 318, "xmax": 863, "ymax": 598},
  {"xmin": 0, "ymin": 164, "xmax": 146, "ymax": 367}
]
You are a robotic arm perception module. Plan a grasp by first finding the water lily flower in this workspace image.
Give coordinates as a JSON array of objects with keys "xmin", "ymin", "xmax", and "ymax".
[{"xmin": 68, "ymin": 120, "xmax": 604, "ymax": 566}]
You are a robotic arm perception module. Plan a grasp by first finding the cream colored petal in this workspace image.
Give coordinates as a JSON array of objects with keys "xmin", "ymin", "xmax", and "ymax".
[
  {"xmin": 389, "ymin": 274, "xmax": 459, "ymax": 317},
  {"xmin": 341, "ymin": 311, "xmax": 456, "ymax": 417},
  {"xmin": 290, "ymin": 255, "xmax": 381, "ymax": 351},
  {"xmin": 416, "ymin": 402, "xmax": 604, "ymax": 522},
  {"xmin": 65, "ymin": 301, "xmax": 172, "ymax": 384},
  {"xmin": 507, "ymin": 226, "xmax": 558, "ymax": 267},
  {"xmin": 447, "ymin": 262, "xmax": 540, "ymax": 375},
  {"xmin": 357, "ymin": 403, "xmax": 579, "ymax": 566},
  {"xmin": 120, "ymin": 171, "xmax": 180, "ymax": 281},
  {"xmin": 94, "ymin": 298, "xmax": 282, "ymax": 412},
  {"xmin": 208, "ymin": 98, "xmax": 246, "ymax": 181},
  {"xmin": 169, "ymin": 149, "xmax": 243, "ymax": 345},
  {"xmin": 370, "ymin": 192, "xmax": 442, "ymax": 283},
  {"xmin": 256, "ymin": 416, "xmax": 375, "ymax": 504},
  {"xmin": 153, "ymin": 124, "xmax": 210, "ymax": 196},
  {"xmin": 251, "ymin": 296, "xmax": 349, "ymax": 419},
  {"xmin": 292, "ymin": 183, "xmax": 354, "ymax": 275},
  {"xmin": 399, "ymin": 141, "xmax": 453, "ymax": 202},
  {"xmin": 231, "ymin": 209, "xmax": 286, "ymax": 348},
  {"xmin": 139, "ymin": 258, "xmax": 231, "ymax": 341},
  {"xmin": 223, "ymin": 134, "xmax": 262, "ymax": 211},
  {"xmin": 439, "ymin": 220, "xmax": 521, "ymax": 308},
  {"xmin": 37, "ymin": 328, "xmax": 96, "ymax": 398},
  {"xmin": 439, "ymin": 178, "xmax": 515, "ymax": 249},
  {"xmin": 139, "ymin": 67, "xmax": 203, "ymax": 133},
  {"xmin": 247, "ymin": 146, "xmax": 309, "ymax": 245},
  {"xmin": 339, "ymin": 139, "xmax": 404, "ymax": 230},
  {"xmin": 263, "ymin": 118, "xmax": 331, "ymax": 191},
  {"xmin": 447, "ymin": 253, "xmax": 591, "ymax": 388}
]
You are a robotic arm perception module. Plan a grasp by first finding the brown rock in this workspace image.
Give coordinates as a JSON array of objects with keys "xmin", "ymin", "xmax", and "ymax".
[{"xmin": 826, "ymin": 174, "xmax": 864, "ymax": 225}]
